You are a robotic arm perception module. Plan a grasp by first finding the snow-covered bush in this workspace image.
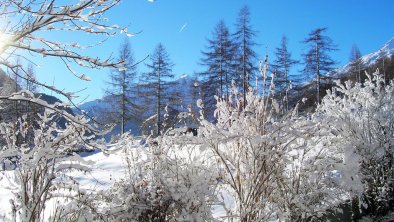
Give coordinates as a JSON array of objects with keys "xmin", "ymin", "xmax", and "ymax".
[
  {"xmin": 199, "ymin": 91, "xmax": 345, "ymax": 221},
  {"xmin": 198, "ymin": 89, "xmax": 284, "ymax": 221},
  {"xmin": 0, "ymin": 107, "xmax": 102, "ymax": 222},
  {"xmin": 96, "ymin": 134, "xmax": 218, "ymax": 221},
  {"xmin": 194, "ymin": 59, "xmax": 348, "ymax": 221},
  {"xmin": 274, "ymin": 115, "xmax": 345, "ymax": 221},
  {"xmin": 317, "ymin": 71, "xmax": 394, "ymax": 218}
]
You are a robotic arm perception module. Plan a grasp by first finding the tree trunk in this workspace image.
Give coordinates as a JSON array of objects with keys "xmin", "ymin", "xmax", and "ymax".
[
  {"xmin": 315, "ymin": 34, "xmax": 320, "ymax": 104},
  {"xmin": 157, "ymin": 62, "xmax": 161, "ymax": 136}
]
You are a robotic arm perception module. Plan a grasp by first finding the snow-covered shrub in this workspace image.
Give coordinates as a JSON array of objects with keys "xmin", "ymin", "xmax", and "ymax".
[
  {"xmin": 199, "ymin": 91, "xmax": 345, "ymax": 221},
  {"xmin": 274, "ymin": 115, "xmax": 345, "ymax": 221},
  {"xmin": 317, "ymin": 71, "xmax": 394, "ymax": 218},
  {"xmin": 194, "ymin": 57, "xmax": 349, "ymax": 221},
  {"xmin": 98, "ymin": 134, "xmax": 217, "ymax": 221},
  {"xmin": 0, "ymin": 108, "xmax": 100, "ymax": 222},
  {"xmin": 198, "ymin": 88, "xmax": 285, "ymax": 221}
]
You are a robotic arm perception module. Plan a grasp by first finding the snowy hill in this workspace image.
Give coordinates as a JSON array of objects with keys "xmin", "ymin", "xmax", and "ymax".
[{"xmin": 333, "ymin": 37, "xmax": 394, "ymax": 77}]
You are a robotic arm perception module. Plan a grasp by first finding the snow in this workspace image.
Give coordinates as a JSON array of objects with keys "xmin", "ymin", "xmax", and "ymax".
[
  {"xmin": 79, "ymin": 74, "xmax": 91, "ymax": 81},
  {"xmin": 70, "ymin": 148, "xmax": 129, "ymax": 190},
  {"xmin": 332, "ymin": 37, "xmax": 394, "ymax": 77},
  {"xmin": 0, "ymin": 142, "xmax": 137, "ymax": 220},
  {"xmin": 0, "ymin": 71, "xmax": 393, "ymax": 221}
]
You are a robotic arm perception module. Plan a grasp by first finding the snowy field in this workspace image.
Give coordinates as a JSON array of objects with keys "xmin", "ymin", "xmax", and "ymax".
[
  {"xmin": 0, "ymin": 137, "xmax": 234, "ymax": 221},
  {"xmin": 0, "ymin": 147, "xmax": 130, "ymax": 220}
]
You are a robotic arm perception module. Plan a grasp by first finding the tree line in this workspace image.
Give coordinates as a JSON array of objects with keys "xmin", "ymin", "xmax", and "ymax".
[{"xmin": 101, "ymin": 5, "xmax": 390, "ymax": 137}]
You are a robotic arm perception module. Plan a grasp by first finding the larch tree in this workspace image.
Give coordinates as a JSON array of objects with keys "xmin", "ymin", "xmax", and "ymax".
[
  {"xmin": 199, "ymin": 20, "xmax": 236, "ymax": 119},
  {"xmin": 142, "ymin": 43, "xmax": 174, "ymax": 136},
  {"xmin": 349, "ymin": 44, "xmax": 363, "ymax": 83},
  {"xmin": 233, "ymin": 6, "xmax": 258, "ymax": 108},
  {"xmin": 104, "ymin": 39, "xmax": 141, "ymax": 134},
  {"xmin": 302, "ymin": 27, "xmax": 337, "ymax": 104},
  {"xmin": 272, "ymin": 35, "xmax": 298, "ymax": 111}
]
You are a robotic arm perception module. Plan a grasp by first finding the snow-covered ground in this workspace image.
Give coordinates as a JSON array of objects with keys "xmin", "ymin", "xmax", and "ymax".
[
  {"xmin": 0, "ymin": 143, "xmax": 136, "ymax": 221},
  {"xmin": 0, "ymin": 137, "xmax": 234, "ymax": 221}
]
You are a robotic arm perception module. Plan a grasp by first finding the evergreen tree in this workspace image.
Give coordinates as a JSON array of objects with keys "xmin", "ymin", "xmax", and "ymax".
[
  {"xmin": 349, "ymin": 44, "xmax": 363, "ymax": 83},
  {"xmin": 142, "ymin": 43, "xmax": 174, "ymax": 136},
  {"xmin": 104, "ymin": 39, "xmax": 140, "ymax": 134},
  {"xmin": 272, "ymin": 35, "xmax": 298, "ymax": 111},
  {"xmin": 199, "ymin": 20, "xmax": 236, "ymax": 119},
  {"xmin": 233, "ymin": 6, "xmax": 258, "ymax": 107},
  {"xmin": 302, "ymin": 27, "xmax": 337, "ymax": 104}
]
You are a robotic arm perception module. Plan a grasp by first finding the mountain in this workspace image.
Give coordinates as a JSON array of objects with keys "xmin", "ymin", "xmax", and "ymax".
[
  {"xmin": 0, "ymin": 69, "xmax": 18, "ymax": 96},
  {"xmin": 333, "ymin": 37, "xmax": 394, "ymax": 77},
  {"xmin": 290, "ymin": 37, "xmax": 394, "ymax": 113},
  {"xmin": 75, "ymin": 98, "xmax": 111, "ymax": 117}
]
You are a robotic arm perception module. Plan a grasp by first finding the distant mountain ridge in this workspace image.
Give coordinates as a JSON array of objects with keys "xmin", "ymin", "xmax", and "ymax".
[{"xmin": 333, "ymin": 37, "xmax": 394, "ymax": 77}]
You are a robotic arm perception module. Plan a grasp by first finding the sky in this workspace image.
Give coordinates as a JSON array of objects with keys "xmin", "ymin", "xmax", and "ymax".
[{"xmin": 31, "ymin": 0, "xmax": 394, "ymax": 103}]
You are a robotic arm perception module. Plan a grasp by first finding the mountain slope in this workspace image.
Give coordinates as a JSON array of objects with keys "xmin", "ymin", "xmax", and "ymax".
[
  {"xmin": 289, "ymin": 37, "xmax": 394, "ymax": 112},
  {"xmin": 333, "ymin": 37, "xmax": 394, "ymax": 77}
]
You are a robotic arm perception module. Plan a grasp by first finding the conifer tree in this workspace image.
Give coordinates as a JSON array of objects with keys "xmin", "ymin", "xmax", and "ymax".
[
  {"xmin": 199, "ymin": 20, "xmax": 236, "ymax": 119},
  {"xmin": 349, "ymin": 44, "xmax": 363, "ymax": 83},
  {"xmin": 272, "ymin": 35, "xmax": 298, "ymax": 111},
  {"xmin": 104, "ymin": 39, "xmax": 140, "ymax": 134},
  {"xmin": 233, "ymin": 6, "xmax": 258, "ymax": 108},
  {"xmin": 302, "ymin": 27, "xmax": 337, "ymax": 104},
  {"xmin": 142, "ymin": 43, "xmax": 174, "ymax": 135}
]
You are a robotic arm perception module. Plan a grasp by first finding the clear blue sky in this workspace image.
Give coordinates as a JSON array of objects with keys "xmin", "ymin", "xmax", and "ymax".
[{"xmin": 35, "ymin": 0, "xmax": 394, "ymax": 103}]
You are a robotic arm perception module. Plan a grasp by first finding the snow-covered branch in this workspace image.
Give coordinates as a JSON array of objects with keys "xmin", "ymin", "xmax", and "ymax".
[{"xmin": 0, "ymin": 0, "xmax": 133, "ymax": 96}]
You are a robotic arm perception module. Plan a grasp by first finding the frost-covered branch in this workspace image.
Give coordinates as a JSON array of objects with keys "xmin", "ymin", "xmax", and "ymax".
[
  {"xmin": 0, "ymin": 90, "xmax": 108, "ymax": 134},
  {"xmin": 0, "ymin": 109, "xmax": 101, "ymax": 221},
  {"xmin": 0, "ymin": 0, "xmax": 133, "ymax": 96}
]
